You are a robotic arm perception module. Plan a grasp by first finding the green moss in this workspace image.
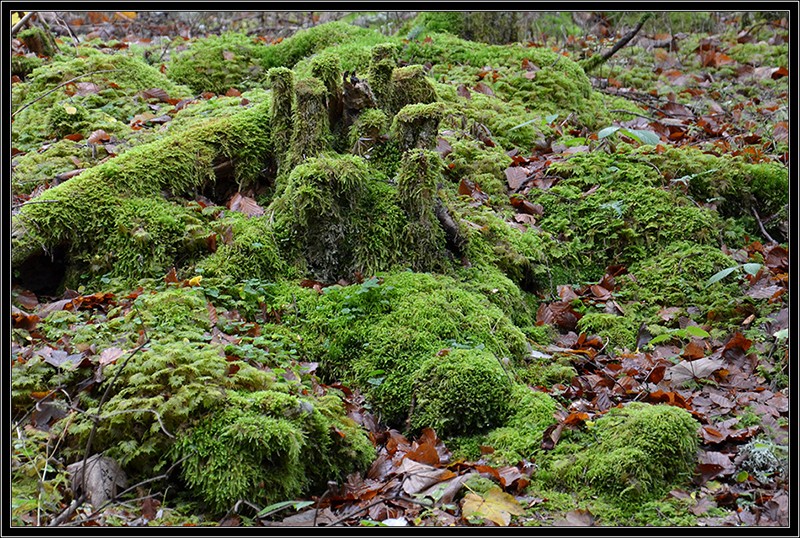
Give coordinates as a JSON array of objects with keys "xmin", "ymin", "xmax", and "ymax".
[
  {"xmin": 459, "ymin": 206, "xmax": 552, "ymax": 293},
  {"xmin": 12, "ymin": 102, "xmax": 273, "ymax": 284},
  {"xmin": 11, "ymin": 53, "xmax": 43, "ymax": 78},
  {"xmin": 390, "ymin": 102, "xmax": 445, "ymax": 151},
  {"xmin": 172, "ymin": 390, "xmax": 374, "ymax": 513},
  {"xmin": 619, "ymin": 241, "xmax": 738, "ymax": 311},
  {"xmin": 367, "ymin": 43, "xmax": 399, "ymax": 111},
  {"xmin": 543, "ymin": 403, "xmax": 699, "ymax": 501},
  {"xmin": 576, "ymin": 312, "xmax": 639, "ymax": 351},
  {"xmin": 410, "ymin": 348, "xmax": 512, "ymax": 436},
  {"xmin": 301, "ymin": 271, "xmax": 528, "ymax": 426},
  {"xmin": 47, "ymin": 102, "xmax": 89, "ymax": 139},
  {"xmin": 347, "ymin": 107, "xmax": 389, "ymax": 154},
  {"xmin": 13, "ymin": 47, "xmax": 192, "ymax": 151},
  {"xmin": 396, "ymin": 149, "xmax": 448, "ymax": 271},
  {"xmin": 167, "ymin": 32, "xmax": 267, "ymax": 94},
  {"xmin": 289, "ymin": 78, "xmax": 331, "ymax": 165},
  {"xmin": 482, "ymin": 386, "xmax": 558, "ymax": 464},
  {"xmin": 198, "ymin": 213, "xmax": 292, "ymax": 282},
  {"xmin": 11, "ymin": 140, "xmax": 96, "ymax": 195},
  {"xmin": 267, "ymin": 67, "xmax": 294, "ymax": 171},
  {"xmin": 389, "ymin": 64, "xmax": 437, "ymax": 115},
  {"xmin": 17, "ymin": 26, "xmax": 57, "ymax": 57},
  {"xmin": 270, "ymin": 153, "xmax": 406, "ymax": 282}
]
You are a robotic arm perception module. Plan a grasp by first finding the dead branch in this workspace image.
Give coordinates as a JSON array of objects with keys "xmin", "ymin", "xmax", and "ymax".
[
  {"xmin": 751, "ymin": 206, "xmax": 778, "ymax": 244},
  {"xmin": 11, "ymin": 11, "xmax": 36, "ymax": 35},
  {"xmin": 582, "ymin": 13, "xmax": 653, "ymax": 73}
]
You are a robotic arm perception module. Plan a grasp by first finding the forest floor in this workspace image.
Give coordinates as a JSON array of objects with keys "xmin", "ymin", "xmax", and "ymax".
[{"xmin": 9, "ymin": 10, "xmax": 791, "ymax": 529}]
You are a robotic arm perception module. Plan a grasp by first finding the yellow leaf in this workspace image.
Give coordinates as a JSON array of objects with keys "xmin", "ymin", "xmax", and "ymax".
[
  {"xmin": 12, "ymin": 12, "xmax": 24, "ymax": 25},
  {"xmin": 114, "ymin": 11, "xmax": 137, "ymax": 20},
  {"xmin": 187, "ymin": 275, "xmax": 203, "ymax": 287},
  {"xmin": 64, "ymin": 105, "xmax": 78, "ymax": 115},
  {"xmin": 461, "ymin": 487, "xmax": 524, "ymax": 526}
]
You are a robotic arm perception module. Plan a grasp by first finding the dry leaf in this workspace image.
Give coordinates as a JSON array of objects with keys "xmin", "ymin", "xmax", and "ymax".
[{"xmin": 461, "ymin": 487, "xmax": 524, "ymax": 526}]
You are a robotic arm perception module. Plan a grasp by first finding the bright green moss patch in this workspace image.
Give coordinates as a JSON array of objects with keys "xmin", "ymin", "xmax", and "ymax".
[
  {"xmin": 12, "ymin": 102, "xmax": 272, "ymax": 285},
  {"xmin": 540, "ymin": 403, "xmax": 699, "ymax": 501},
  {"xmin": 410, "ymin": 348, "xmax": 513, "ymax": 436},
  {"xmin": 167, "ymin": 32, "xmax": 268, "ymax": 94},
  {"xmin": 172, "ymin": 390, "xmax": 374, "ymax": 513},
  {"xmin": 299, "ymin": 271, "xmax": 528, "ymax": 426}
]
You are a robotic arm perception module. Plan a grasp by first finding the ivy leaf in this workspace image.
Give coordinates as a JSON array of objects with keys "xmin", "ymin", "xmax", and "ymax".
[
  {"xmin": 461, "ymin": 487, "xmax": 524, "ymax": 526},
  {"xmin": 622, "ymin": 128, "xmax": 660, "ymax": 145}
]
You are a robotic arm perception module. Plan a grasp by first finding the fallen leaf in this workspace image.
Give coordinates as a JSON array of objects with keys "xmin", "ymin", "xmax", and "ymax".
[
  {"xmin": 227, "ymin": 192, "xmax": 264, "ymax": 217},
  {"xmin": 461, "ymin": 487, "xmax": 523, "ymax": 526},
  {"xmin": 665, "ymin": 357, "xmax": 724, "ymax": 384},
  {"xmin": 553, "ymin": 508, "xmax": 596, "ymax": 526},
  {"xmin": 99, "ymin": 347, "xmax": 125, "ymax": 365}
]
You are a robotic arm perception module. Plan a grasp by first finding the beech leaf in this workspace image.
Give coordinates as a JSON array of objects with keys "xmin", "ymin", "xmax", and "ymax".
[{"xmin": 461, "ymin": 487, "xmax": 524, "ymax": 526}]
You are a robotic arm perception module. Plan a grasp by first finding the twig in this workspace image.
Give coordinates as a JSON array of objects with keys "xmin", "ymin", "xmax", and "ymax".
[
  {"xmin": 11, "ymin": 69, "xmax": 117, "ymax": 119},
  {"xmin": 48, "ymin": 494, "xmax": 87, "ymax": 526},
  {"xmin": 53, "ymin": 12, "xmax": 80, "ymax": 50},
  {"xmin": 13, "ymin": 199, "xmax": 62, "ymax": 209},
  {"xmin": 11, "ymin": 11, "xmax": 36, "ymax": 35},
  {"xmin": 582, "ymin": 13, "xmax": 652, "ymax": 73},
  {"xmin": 751, "ymin": 207, "xmax": 778, "ymax": 244}
]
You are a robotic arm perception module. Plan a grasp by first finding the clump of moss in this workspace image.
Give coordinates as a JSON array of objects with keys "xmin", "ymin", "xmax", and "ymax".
[
  {"xmin": 167, "ymin": 32, "xmax": 267, "ymax": 94},
  {"xmin": 13, "ymin": 47, "xmax": 192, "ymax": 151},
  {"xmin": 576, "ymin": 312, "xmax": 640, "ymax": 351},
  {"xmin": 270, "ymin": 153, "xmax": 406, "ymax": 282},
  {"xmin": 482, "ymin": 386, "xmax": 558, "ymax": 464},
  {"xmin": 542, "ymin": 403, "xmax": 699, "ymax": 501},
  {"xmin": 12, "ymin": 102, "xmax": 273, "ymax": 285},
  {"xmin": 198, "ymin": 213, "xmax": 292, "ymax": 282},
  {"xmin": 410, "ymin": 348, "xmax": 512, "ymax": 436},
  {"xmin": 389, "ymin": 64, "xmax": 437, "ymax": 115},
  {"xmin": 396, "ymin": 149, "xmax": 449, "ymax": 271},
  {"xmin": 618, "ymin": 241, "xmax": 738, "ymax": 312},
  {"xmin": 48, "ymin": 102, "xmax": 89, "ymax": 139},
  {"xmin": 301, "ymin": 271, "xmax": 528, "ymax": 426},
  {"xmin": 172, "ymin": 390, "xmax": 374, "ymax": 513}
]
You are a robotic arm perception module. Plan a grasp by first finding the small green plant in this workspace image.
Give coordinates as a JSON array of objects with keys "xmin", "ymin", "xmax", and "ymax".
[
  {"xmin": 706, "ymin": 263, "xmax": 763, "ymax": 286},
  {"xmin": 648, "ymin": 325, "xmax": 710, "ymax": 346},
  {"xmin": 597, "ymin": 125, "xmax": 660, "ymax": 146}
]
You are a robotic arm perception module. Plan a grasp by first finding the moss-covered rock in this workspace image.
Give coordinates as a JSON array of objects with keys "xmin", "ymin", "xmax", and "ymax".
[
  {"xmin": 410, "ymin": 348, "xmax": 513, "ymax": 436},
  {"xmin": 542, "ymin": 403, "xmax": 699, "ymax": 501}
]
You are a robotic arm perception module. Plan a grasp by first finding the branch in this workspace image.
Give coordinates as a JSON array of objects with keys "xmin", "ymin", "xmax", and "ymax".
[
  {"xmin": 751, "ymin": 206, "xmax": 778, "ymax": 244},
  {"xmin": 11, "ymin": 11, "xmax": 36, "ymax": 35},
  {"xmin": 11, "ymin": 69, "xmax": 117, "ymax": 119},
  {"xmin": 581, "ymin": 13, "xmax": 653, "ymax": 73}
]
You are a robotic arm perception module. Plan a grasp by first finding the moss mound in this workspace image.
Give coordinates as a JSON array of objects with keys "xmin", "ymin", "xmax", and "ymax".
[
  {"xmin": 410, "ymin": 348, "xmax": 512, "ymax": 436},
  {"xmin": 542, "ymin": 403, "xmax": 699, "ymax": 501}
]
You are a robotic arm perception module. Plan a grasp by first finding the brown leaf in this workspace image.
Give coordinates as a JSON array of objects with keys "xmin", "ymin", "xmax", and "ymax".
[
  {"xmin": 141, "ymin": 88, "xmax": 171, "ymax": 102},
  {"xmin": 505, "ymin": 167, "xmax": 529, "ymax": 190},
  {"xmin": 225, "ymin": 87, "xmax": 242, "ymax": 97},
  {"xmin": 165, "ymin": 267, "xmax": 178, "ymax": 283},
  {"xmin": 99, "ymin": 347, "xmax": 125, "ymax": 366},
  {"xmin": 222, "ymin": 50, "xmax": 235, "ymax": 61},
  {"xmin": 227, "ymin": 192, "xmax": 264, "ymax": 217},
  {"xmin": 64, "ymin": 133, "xmax": 84, "ymax": 142},
  {"xmin": 461, "ymin": 487, "xmax": 523, "ymax": 526},
  {"xmin": 473, "ymin": 82, "xmax": 494, "ymax": 96},
  {"xmin": 682, "ymin": 340, "xmax": 705, "ymax": 360},
  {"xmin": 696, "ymin": 451, "xmax": 735, "ymax": 484},
  {"xmin": 553, "ymin": 508, "xmax": 596, "ymax": 526},
  {"xmin": 665, "ymin": 357, "xmax": 724, "ymax": 384},
  {"xmin": 436, "ymin": 137, "xmax": 453, "ymax": 158},
  {"xmin": 456, "ymin": 84, "xmax": 472, "ymax": 99}
]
